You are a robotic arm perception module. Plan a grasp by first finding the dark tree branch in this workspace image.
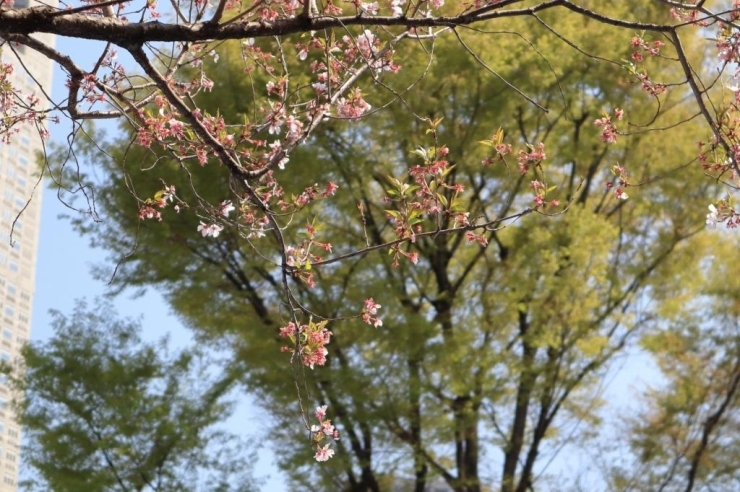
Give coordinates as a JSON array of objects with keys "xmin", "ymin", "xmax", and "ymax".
[{"xmin": 0, "ymin": 1, "xmax": 677, "ymax": 46}]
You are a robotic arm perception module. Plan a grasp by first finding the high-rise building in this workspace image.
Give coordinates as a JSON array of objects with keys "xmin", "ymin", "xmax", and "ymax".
[{"xmin": 0, "ymin": 0, "xmax": 55, "ymax": 489}]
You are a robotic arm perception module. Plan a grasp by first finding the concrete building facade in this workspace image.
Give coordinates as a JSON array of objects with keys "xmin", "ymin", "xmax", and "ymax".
[{"xmin": 0, "ymin": 0, "xmax": 56, "ymax": 488}]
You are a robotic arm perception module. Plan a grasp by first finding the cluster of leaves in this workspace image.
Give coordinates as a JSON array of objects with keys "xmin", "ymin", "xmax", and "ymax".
[{"xmin": 4, "ymin": 299, "xmax": 256, "ymax": 492}]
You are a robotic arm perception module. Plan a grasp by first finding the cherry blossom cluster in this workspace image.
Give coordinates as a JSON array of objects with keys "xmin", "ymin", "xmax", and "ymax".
[
  {"xmin": 138, "ymin": 185, "xmax": 183, "ymax": 222},
  {"xmin": 669, "ymin": 4, "xmax": 703, "ymax": 24},
  {"xmin": 361, "ymin": 298, "xmax": 383, "ymax": 328},
  {"xmin": 383, "ymin": 136, "xmax": 471, "ymax": 266},
  {"xmin": 593, "ymin": 108, "xmax": 623, "ymax": 144},
  {"xmin": 384, "ymin": 125, "xmax": 560, "ymax": 252},
  {"xmin": 481, "ymin": 130, "xmax": 559, "ymax": 209},
  {"xmin": 0, "ymin": 60, "xmax": 55, "ymax": 144},
  {"xmin": 384, "ymin": 176, "xmax": 424, "ymax": 248},
  {"xmin": 718, "ymin": 31, "xmax": 740, "ymax": 66},
  {"xmin": 698, "ymin": 5, "xmax": 740, "ymax": 190},
  {"xmin": 605, "ymin": 164, "xmax": 629, "ymax": 201},
  {"xmin": 630, "ymin": 35, "xmax": 665, "ymax": 63},
  {"xmin": 337, "ymin": 88, "xmax": 372, "ymax": 119},
  {"xmin": 480, "ymin": 127, "xmax": 513, "ymax": 167},
  {"xmin": 137, "ymin": 186, "xmax": 234, "ymax": 238},
  {"xmin": 295, "ymin": 29, "xmax": 399, "ymax": 116},
  {"xmin": 110, "ymin": 9, "xmax": 420, "ymax": 286},
  {"xmin": 516, "ymin": 142, "xmax": 547, "ymax": 175},
  {"xmin": 698, "ymin": 138, "xmax": 735, "ymax": 176},
  {"xmin": 284, "ymin": 221, "xmax": 333, "ymax": 288},
  {"xmin": 312, "ymin": 405, "xmax": 340, "ymax": 462},
  {"xmin": 465, "ymin": 231, "xmax": 489, "ymax": 247},
  {"xmin": 529, "ymin": 180, "xmax": 559, "ymax": 209},
  {"xmin": 625, "ymin": 35, "xmax": 666, "ymax": 97},
  {"xmin": 706, "ymin": 198, "xmax": 740, "ymax": 228},
  {"xmin": 481, "ymin": 129, "xmax": 557, "ymax": 210},
  {"xmin": 123, "ymin": 26, "xmax": 401, "ymax": 251},
  {"xmin": 278, "ymin": 182, "xmax": 339, "ymax": 212},
  {"xmin": 197, "ymin": 222, "xmax": 224, "ymax": 238},
  {"xmin": 341, "ymin": 29, "xmax": 400, "ymax": 74},
  {"xmin": 338, "ymin": 0, "xmax": 444, "ymax": 17},
  {"xmin": 65, "ymin": 48, "xmax": 128, "ymax": 111},
  {"xmin": 279, "ymin": 319, "xmax": 332, "ymax": 369}
]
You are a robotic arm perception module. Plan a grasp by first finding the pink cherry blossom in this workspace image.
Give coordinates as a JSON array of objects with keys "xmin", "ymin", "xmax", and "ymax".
[
  {"xmin": 219, "ymin": 200, "xmax": 235, "ymax": 217},
  {"xmin": 321, "ymin": 182, "xmax": 339, "ymax": 197},
  {"xmin": 364, "ymin": 298, "xmax": 380, "ymax": 315},
  {"xmin": 336, "ymin": 89, "xmax": 372, "ymax": 119},
  {"xmin": 362, "ymin": 298, "xmax": 383, "ymax": 327},
  {"xmin": 707, "ymin": 204, "xmax": 719, "ymax": 228},
  {"xmin": 320, "ymin": 420, "xmax": 336, "ymax": 436},
  {"xmin": 197, "ymin": 222, "xmax": 224, "ymax": 237},
  {"xmin": 168, "ymin": 118, "xmax": 185, "ymax": 138},
  {"xmin": 359, "ymin": 2, "xmax": 378, "ymax": 15},
  {"xmin": 138, "ymin": 206, "xmax": 162, "ymax": 221},
  {"xmin": 314, "ymin": 444, "xmax": 335, "ymax": 462},
  {"xmin": 390, "ymin": 0, "xmax": 404, "ymax": 16},
  {"xmin": 594, "ymin": 110, "xmax": 623, "ymax": 143}
]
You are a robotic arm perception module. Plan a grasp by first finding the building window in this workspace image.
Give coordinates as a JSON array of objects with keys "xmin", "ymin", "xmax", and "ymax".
[
  {"xmin": 0, "ymin": 353, "xmax": 10, "ymax": 364},
  {"xmin": 3, "ymin": 475, "xmax": 13, "ymax": 485},
  {"xmin": 5, "ymin": 286, "xmax": 14, "ymax": 296},
  {"xmin": 2, "ymin": 330, "xmax": 11, "ymax": 341},
  {"xmin": 2, "ymin": 308, "xmax": 11, "ymax": 319},
  {"xmin": 7, "ymin": 263, "xmax": 17, "ymax": 273}
]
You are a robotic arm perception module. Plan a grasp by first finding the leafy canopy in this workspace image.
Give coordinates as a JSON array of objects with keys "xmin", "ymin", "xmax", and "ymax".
[{"xmin": 6, "ymin": 299, "xmax": 256, "ymax": 492}]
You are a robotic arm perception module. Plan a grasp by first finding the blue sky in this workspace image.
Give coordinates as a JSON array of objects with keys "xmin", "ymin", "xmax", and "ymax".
[{"xmin": 28, "ymin": 35, "xmax": 285, "ymax": 490}]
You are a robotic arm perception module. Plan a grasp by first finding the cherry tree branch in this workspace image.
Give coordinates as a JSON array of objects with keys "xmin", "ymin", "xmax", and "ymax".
[
  {"xmin": 208, "ymin": 0, "xmax": 230, "ymax": 25},
  {"xmin": 125, "ymin": 45, "xmax": 311, "ymax": 332},
  {"xmin": 4, "ymin": 33, "xmax": 152, "ymax": 120},
  {"xmin": 0, "ymin": 0, "xmax": 676, "ymax": 46},
  {"xmin": 310, "ymin": 207, "xmax": 536, "ymax": 268},
  {"xmin": 669, "ymin": 29, "xmax": 737, "ymax": 171},
  {"xmin": 127, "ymin": 44, "xmax": 248, "ymax": 178}
]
